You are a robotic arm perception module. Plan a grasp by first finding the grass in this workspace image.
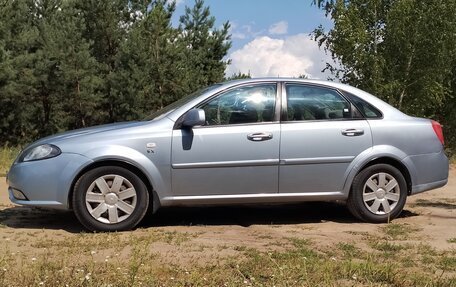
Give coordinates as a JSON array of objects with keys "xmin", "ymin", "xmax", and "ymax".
[
  {"xmin": 0, "ymin": 231, "xmax": 455, "ymax": 286},
  {"xmin": 381, "ymin": 223, "xmax": 421, "ymax": 240},
  {"xmin": 0, "ymin": 146, "xmax": 21, "ymax": 176},
  {"xmin": 450, "ymin": 154, "xmax": 456, "ymax": 164}
]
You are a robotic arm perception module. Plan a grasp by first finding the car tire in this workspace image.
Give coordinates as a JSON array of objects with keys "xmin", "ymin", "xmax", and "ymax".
[
  {"xmin": 347, "ymin": 164, "xmax": 407, "ymax": 223},
  {"xmin": 73, "ymin": 166, "xmax": 149, "ymax": 231}
]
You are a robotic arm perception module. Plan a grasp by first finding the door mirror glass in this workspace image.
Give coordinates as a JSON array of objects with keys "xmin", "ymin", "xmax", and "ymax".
[{"xmin": 182, "ymin": 109, "xmax": 206, "ymax": 127}]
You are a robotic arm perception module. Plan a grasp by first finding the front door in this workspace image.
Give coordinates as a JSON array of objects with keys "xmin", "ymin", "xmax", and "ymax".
[
  {"xmin": 279, "ymin": 83, "xmax": 372, "ymax": 193},
  {"xmin": 171, "ymin": 83, "xmax": 280, "ymax": 196}
]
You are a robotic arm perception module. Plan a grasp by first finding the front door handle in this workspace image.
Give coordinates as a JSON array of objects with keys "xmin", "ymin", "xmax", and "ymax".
[
  {"xmin": 341, "ymin": 129, "xmax": 364, "ymax": 136},
  {"xmin": 247, "ymin": 132, "xmax": 273, "ymax": 141}
]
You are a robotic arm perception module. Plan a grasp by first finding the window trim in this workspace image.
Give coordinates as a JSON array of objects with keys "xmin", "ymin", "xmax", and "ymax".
[{"xmin": 281, "ymin": 82, "xmax": 365, "ymax": 123}]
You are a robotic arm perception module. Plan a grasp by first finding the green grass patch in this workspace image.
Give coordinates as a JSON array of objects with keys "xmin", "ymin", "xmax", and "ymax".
[
  {"xmin": 337, "ymin": 242, "xmax": 362, "ymax": 258},
  {"xmin": 450, "ymin": 155, "xmax": 456, "ymax": 165},
  {"xmin": 0, "ymin": 146, "xmax": 21, "ymax": 176},
  {"xmin": 371, "ymin": 241, "xmax": 409, "ymax": 253},
  {"xmin": 439, "ymin": 255, "xmax": 456, "ymax": 271},
  {"xmin": 382, "ymin": 223, "xmax": 421, "ymax": 240}
]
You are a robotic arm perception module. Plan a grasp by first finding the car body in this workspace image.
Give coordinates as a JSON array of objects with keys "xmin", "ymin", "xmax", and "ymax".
[{"xmin": 7, "ymin": 78, "xmax": 449, "ymax": 231}]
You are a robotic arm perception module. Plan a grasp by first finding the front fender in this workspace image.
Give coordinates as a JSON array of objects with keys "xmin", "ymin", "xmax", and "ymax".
[{"xmin": 81, "ymin": 145, "xmax": 171, "ymax": 200}]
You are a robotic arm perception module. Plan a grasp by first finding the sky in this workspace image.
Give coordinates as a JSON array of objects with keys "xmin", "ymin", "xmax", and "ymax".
[{"xmin": 171, "ymin": 0, "xmax": 334, "ymax": 79}]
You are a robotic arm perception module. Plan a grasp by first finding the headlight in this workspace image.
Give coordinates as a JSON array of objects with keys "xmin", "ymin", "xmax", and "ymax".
[{"xmin": 20, "ymin": 144, "xmax": 61, "ymax": 162}]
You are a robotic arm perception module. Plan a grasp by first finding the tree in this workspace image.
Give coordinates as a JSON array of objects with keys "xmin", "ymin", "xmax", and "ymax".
[
  {"xmin": 179, "ymin": 0, "xmax": 231, "ymax": 91},
  {"xmin": 56, "ymin": 1, "xmax": 103, "ymax": 129},
  {"xmin": 0, "ymin": 0, "xmax": 37, "ymax": 145},
  {"xmin": 225, "ymin": 71, "xmax": 251, "ymax": 81},
  {"xmin": 75, "ymin": 0, "xmax": 136, "ymax": 122},
  {"xmin": 312, "ymin": 0, "xmax": 336, "ymax": 9},
  {"xmin": 314, "ymin": 0, "xmax": 456, "ymax": 153},
  {"xmin": 115, "ymin": 0, "xmax": 184, "ymax": 119}
]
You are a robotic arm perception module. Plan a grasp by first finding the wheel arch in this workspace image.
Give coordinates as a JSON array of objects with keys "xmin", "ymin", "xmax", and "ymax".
[
  {"xmin": 343, "ymin": 145, "xmax": 415, "ymax": 197},
  {"xmin": 356, "ymin": 157, "xmax": 412, "ymax": 194},
  {"xmin": 68, "ymin": 159, "xmax": 159, "ymax": 212}
]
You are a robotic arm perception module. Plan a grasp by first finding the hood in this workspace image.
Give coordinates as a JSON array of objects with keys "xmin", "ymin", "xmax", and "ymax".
[{"xmin": 31, "ymin": 121, "xmax": 149, "ymax": 147}]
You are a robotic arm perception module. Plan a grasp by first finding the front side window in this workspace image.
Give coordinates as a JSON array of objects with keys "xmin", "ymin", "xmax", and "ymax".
[
  {"xmin": 200, "ymin": 84, "xmax": 277, "ymax": 126},
  {"xmin": 286, "ymin": 84, "xmax": 352, "ymax": 121}
]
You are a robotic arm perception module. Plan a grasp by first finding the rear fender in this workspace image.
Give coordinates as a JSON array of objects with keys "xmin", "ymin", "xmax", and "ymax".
[{"xmin": 342, "ymin": 145, "xmax": 413, "ymax": 196}]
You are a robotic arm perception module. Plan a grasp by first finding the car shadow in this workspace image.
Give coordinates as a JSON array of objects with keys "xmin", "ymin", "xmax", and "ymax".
[
  {"xmin": 141, "ymin": 202, "xmax": 354, "ymax": 228},
  {"xmin": 0, "ymin": 205, "xmax": 85, "ymax": 233},
  {"xmin": 0, "ymin": 202, "xmax": 419, "ymax": 232},
  {"xmin": 141, "ymin": 202, "xmax": 419, "ymax": 228}
]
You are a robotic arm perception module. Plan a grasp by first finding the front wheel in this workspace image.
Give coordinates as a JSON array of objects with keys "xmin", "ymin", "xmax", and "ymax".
[
  {"xmin": 73, "ymin": 166, "xmax": 149, "ymax": 231},
  {"xmin": 347, "ymin": 164, "xmax": 407, "ymax": 223}
]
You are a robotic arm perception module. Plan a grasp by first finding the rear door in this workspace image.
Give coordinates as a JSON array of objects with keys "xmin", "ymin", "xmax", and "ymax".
[
  {"xmin": 171, "ymin": 83, "xmax": 281, "ymax": 196},
  {"xmin": 279, "ymin": 83, "xmax": 372, "ymax": 193}
]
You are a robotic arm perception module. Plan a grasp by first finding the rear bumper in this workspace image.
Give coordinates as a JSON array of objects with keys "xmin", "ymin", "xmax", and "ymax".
[
  {"xmin": 402, "ymin": 150, "xmax": 449, "ymax": 195},
  {"xmin": 410, "ymin": 179, "xmax": 448, "ymax": 195}
]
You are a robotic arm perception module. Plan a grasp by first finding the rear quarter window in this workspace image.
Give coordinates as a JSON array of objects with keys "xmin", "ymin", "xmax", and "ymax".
[{"xmin": 342, "ymin": 91, "xmax": 383, "ymax": 119}]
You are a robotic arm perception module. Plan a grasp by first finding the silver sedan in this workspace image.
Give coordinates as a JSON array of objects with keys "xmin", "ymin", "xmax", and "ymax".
[{"xmin": 7, "ymin": 79, "xmax": 449, "ymax": 231}]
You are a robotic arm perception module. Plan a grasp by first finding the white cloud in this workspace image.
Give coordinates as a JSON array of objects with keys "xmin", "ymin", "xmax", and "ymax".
[
  {"xmin": 269, "ymin": 21, "xmax": 288, "ymax": 35},
  {"xmin": 226, "ymin": 34, "xmax": 333, "ymax": 79}
]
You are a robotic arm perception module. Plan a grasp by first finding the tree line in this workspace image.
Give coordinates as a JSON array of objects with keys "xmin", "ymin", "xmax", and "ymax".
[
  {"xmin": 313, "ymin": 0, "xmax": 456, "ymax": 155},
  {"xmin": 0, "ymin": 0, "xmax": 230, "ymax": 145}
]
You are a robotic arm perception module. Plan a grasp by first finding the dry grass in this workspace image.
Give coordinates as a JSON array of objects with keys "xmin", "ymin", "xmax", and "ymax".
[
  {"xmin": 0, "ymin": 229, "xmax": 455, "ymax": 286},
  {"xmin": 0, "ymin": 146, "xmax": 20, "ymax": 176}
]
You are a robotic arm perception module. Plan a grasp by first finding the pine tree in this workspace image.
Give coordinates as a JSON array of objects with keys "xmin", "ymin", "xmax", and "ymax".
[
  {"xmin": 75, "ymin": 0, "xmax": 134, "ymax": 122},
  {"xmin": 115, "ymin": 1, "xmax": 186, "ymax": 118},
  {"xmin": 56, "ymin": 1, "xmax": 103, "ymax": 129},
  {"xmin": 179, "ymin": 0, "xmax": 231, "ymax": 91},
  {"xmin": 0, "ymin": 0, "xmax": 42, "ymax": 144}
]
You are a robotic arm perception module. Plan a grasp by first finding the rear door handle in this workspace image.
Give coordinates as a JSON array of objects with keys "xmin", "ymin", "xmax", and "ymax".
[
  {"xmin": 247, "ymin": 132, "xmax": 273, "ymax": 141},
  {"xmin": 341, "ymin": 129, "xmax": 364, "ymax": 136}
]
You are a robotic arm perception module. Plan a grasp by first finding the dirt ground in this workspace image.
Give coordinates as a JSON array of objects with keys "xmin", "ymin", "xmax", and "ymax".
[{"xmin": 0, "ymin": 166, "xmax": 455, "ymax": 265}]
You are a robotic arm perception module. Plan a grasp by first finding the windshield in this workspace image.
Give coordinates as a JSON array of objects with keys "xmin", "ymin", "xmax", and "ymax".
[{"xmin": 144, "ymin": 84, "xmax": 222, "ymax": 121}]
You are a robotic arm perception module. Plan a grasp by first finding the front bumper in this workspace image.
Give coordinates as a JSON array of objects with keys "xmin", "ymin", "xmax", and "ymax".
[
  {"xmin": 7, "ymin": 153, "xmax": 93, "ymax": 209},
  {"xmin": 402, "ymin": 150, "xmax": 449, "ymax": 195}
]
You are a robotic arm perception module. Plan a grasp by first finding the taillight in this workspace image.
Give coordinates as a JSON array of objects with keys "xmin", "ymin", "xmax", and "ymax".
[{"xmin": 431, "ymin": 120, "xmax": 444, "ymax": 146}]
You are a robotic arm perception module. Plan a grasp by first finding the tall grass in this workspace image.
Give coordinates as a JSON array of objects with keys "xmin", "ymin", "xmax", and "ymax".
[{"xmin": 0, "ymin": 146, "xmax": 21, "ymax": 176}]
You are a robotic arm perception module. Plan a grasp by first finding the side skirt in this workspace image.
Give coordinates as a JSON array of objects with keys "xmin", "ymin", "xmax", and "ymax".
[{"xmin": 160, "ymin": 192, "xmax": 346, "ymax": 207}]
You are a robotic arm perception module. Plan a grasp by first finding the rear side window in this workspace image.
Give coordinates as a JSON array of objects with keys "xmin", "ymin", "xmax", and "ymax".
[
  {"xmin": 285, "ymin": 84, "xmax": 352, "ymax": 121},
  {"xmin": 342, "ymin": 91, "xmax": 383, "ymax": 118}
]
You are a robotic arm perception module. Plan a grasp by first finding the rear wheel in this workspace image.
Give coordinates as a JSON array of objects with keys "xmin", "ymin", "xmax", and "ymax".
[
  {"xmin": 73, "ymin": 166, "xmax": 149, "ymax": 231},
  {"xmin": 347, "ymin": 164, "xmax": 407, "ymax": 223}
]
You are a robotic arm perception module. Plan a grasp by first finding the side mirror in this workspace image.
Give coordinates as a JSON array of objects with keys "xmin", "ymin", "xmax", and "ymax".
[{"xmin": 182, "ymin": 109, "xmax": 205, "ymax": 128}]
